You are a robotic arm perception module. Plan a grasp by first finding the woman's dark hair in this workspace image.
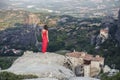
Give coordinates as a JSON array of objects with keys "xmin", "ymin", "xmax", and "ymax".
[{"xmin": 43, "ymin": 25, "xmax": 48, "ymax": 30}]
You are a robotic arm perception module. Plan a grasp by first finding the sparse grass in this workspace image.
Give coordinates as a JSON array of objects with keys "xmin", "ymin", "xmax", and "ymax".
[
  {"xmin": 0, "ymin": 71, "xmax": 38, "ymax": 80},
  {"xmin": 0, "ymin": 57, "xmax": 18, "ymax": 70},
  {"xmin": 101, "ymin": 72, "xmax": 120, "ymax": 80}
]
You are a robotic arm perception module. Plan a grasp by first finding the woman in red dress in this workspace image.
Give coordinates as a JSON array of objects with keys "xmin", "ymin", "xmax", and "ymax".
[{"xmin": 41, "ymin": 25, "xmax": 49, "ymax": 53}]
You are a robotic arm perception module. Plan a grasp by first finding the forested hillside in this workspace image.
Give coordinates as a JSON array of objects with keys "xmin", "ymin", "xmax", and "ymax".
[{"xmin": 0, "ymin": 10, "xmax": 120, "ymax": 70}]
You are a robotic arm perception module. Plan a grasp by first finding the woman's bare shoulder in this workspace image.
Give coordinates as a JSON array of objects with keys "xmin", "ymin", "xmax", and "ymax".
[
  {"xmin": 42, "ymin": 29, "xmax": 45, "ymax": 31},
  {"xmin": 42, "ymin": 29, "xmax": 48, "ymax": 32}
]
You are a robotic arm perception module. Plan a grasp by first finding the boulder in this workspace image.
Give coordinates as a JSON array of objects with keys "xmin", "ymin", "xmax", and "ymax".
[{"xmin": 4, "ymin": 51, "xmax": 75, "ymax": 79}]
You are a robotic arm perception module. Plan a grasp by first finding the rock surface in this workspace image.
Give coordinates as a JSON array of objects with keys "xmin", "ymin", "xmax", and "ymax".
[
  {"xmin": 24, "ymin": 77, "xmax": 100, "ymax": 80},
  {"xmin": 69, "ymin": 77, "xmax": 100, "ymax": 80},
  {"xmin": 24, "ymin": 78, "xmax": 58, "ymax": 80},
  {"xmin": 3, "ymin": 51, "xmax": 100, "ymax": 80},
  {"xmin": 5, "ymin": 51, "xmax": 75, "ymax": 79}
]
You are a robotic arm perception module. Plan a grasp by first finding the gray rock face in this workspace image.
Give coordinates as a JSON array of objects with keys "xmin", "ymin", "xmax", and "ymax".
[
  {"xmin": 91, "ymin": 14, "xmax": 118, "ymax": 48},
  {"xmin": 5, "ymin": 51, "xmax": 75, "ymax": 79},
  {"xmin": 0, "ymin": 25, "xmax": 37, "ymax": 49},
  {"xmin": 0, "ymin": 25, "xmax": 42, "ymax": 55},
  {"xmin": 24, "ymin": 77, "xmax": 99, "ymax": 80},
  {"xmin": 115, "ymin": 9, "xmax": 120, "ymax": 44}
]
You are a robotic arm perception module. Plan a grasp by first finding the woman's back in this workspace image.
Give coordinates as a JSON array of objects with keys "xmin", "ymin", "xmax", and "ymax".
[{"xmin": 42, "ymin": 30, "xmax": 48, "ymax": 41}]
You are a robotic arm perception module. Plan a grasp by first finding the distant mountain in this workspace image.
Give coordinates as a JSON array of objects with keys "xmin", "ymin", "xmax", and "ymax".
[
  {"xmin": 0, "ymin": 10, "xmax": 30, "ymax": 30},
  {"xmin": 1, "ymin": 0, "xmax": 120, "ymax": 18}
]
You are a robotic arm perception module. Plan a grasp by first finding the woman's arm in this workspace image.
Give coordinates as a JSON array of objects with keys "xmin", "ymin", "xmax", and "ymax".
[
  {"xmin": 47, "ymin": 30, "xmax": 49, "ymax": 42},
  {"xmin": 41, "ymin": 30, "xmax": 43, "ymax": 38}
]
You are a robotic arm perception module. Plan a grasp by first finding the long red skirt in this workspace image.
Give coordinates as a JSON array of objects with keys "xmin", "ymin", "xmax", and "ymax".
[{"xmin": 42, "ymin": 41, "xmax": 48, "ymax": 53}]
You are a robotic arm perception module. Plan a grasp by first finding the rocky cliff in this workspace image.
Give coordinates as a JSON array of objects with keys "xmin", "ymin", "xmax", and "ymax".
[
  {"xmin": 91, "ymin": 15, "xmax": 117, "ymax": 48},
  {"xmin": 0, "ymin": 25, "xmax": 41, "ymax": 55},
  {"xmin": 5, "ymin": 51, "xmax": 75, "ymax": 80},
  {"xmin": 115, "ymin": 9, "xmax": 120, "ymax": 44},
  {"xmin": 2, "ymin": 51, "xmax": 99, "ymax": 80}
]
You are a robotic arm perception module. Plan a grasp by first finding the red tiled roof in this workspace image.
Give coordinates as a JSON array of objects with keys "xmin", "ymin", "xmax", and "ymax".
[
  {"xmin": 92, "ymin": 57, "xmax": 104, "ymax": 61},
  {"xmin": 66, "ymin": 52, "xmax": 104, "ymax": 61},
  {"xmin": 66, "ymin": 52, "xmax": 81, "ymax": 58}
]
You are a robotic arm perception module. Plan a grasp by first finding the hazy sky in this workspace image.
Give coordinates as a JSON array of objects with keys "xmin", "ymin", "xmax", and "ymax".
[
  {"xmin": 0, "ymin": 0, "xmax": 120, "ymax": 9},
  {"xmin": 0, "ymin": 0, "xmax": 8, "ymax": 8}
]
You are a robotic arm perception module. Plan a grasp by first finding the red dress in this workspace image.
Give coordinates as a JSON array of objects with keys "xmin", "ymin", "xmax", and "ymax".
[{"xmin": 41, "ymin": 30, "xmax": 48, "ymax": 53}]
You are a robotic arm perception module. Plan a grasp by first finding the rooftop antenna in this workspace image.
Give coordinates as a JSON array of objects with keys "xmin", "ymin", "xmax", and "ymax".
[{"xmin": 73, "ymin": 49, "xmax": 76, "ymax": 52}]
